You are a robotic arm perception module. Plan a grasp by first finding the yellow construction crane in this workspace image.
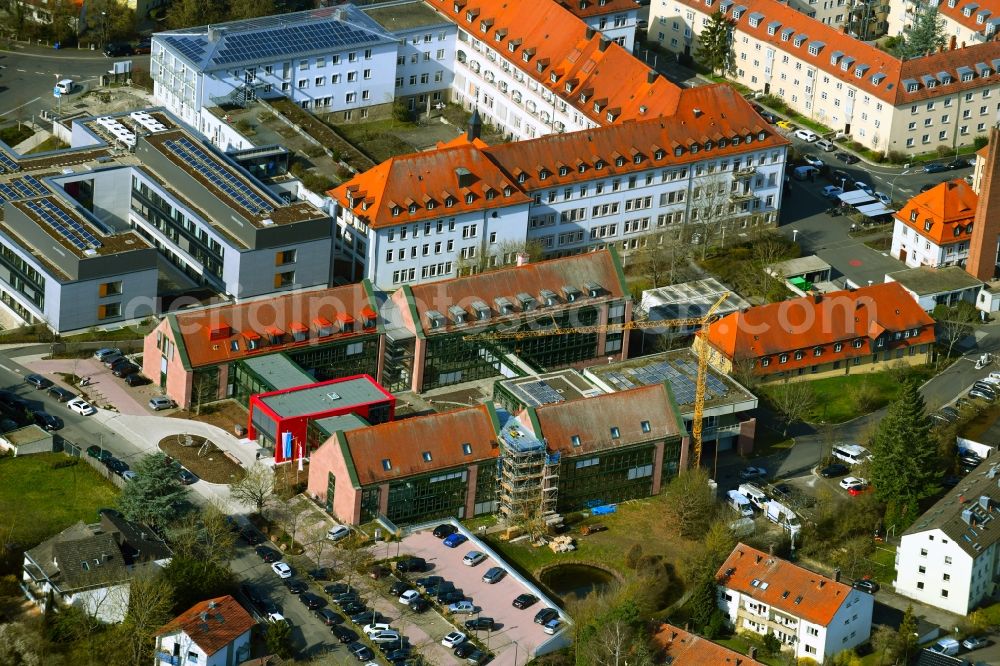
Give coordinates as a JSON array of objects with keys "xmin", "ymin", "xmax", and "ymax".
[{"xmin": 464, "ymin": 292, "xmax": 729, "ymax": 469}]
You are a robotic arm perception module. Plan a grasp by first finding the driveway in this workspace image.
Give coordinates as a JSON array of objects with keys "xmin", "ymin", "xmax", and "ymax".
[{"xmin": 16, "ymin": 353, "xmax": 150, "ymax": 415}]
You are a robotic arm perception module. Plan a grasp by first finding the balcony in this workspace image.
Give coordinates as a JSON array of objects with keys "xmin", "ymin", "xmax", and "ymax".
[
  {"xmin": 734, "ymin": 166, "xmax": 756, "ymax": 177},
  {"xmin": 729, "ymin": 190, "xmax": 755, "ymax": 202},
  {"xmin": 155, "ymin": 652, "xmax": 181, "ymax": 666}
]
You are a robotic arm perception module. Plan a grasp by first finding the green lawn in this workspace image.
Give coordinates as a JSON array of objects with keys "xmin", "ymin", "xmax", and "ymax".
[
  {"xmin": 0, "ymin": 453, "xmax": 119, "ymax": 553},
  {"xmin": 715, "ymin": 635, "xmax": 784, "ymax": 666},
  {"xmin": 25, "ymin": 135, "xmax": 69, "ymax": 154}
]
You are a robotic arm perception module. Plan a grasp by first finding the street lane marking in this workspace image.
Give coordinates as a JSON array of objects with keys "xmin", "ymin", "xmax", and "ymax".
[
  {"xmin": 0, "ymin": 364, "xmax": 9, "ymax": 372},
  {"xmin": 0, "ymin": 96, "xmax": 41, "ymax": 116}
]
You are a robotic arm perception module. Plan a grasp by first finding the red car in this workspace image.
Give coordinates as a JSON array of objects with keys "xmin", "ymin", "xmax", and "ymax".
[{"xmin": 848, "ymin": 483, "xmax": 871, "ymax": 496}]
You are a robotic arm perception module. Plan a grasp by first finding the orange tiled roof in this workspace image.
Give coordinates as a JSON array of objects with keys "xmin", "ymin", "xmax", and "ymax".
[
  {"xmin": 560, "ymin": 0, "xmax": 637, "ymax": 19},
  {"xmin": 935, "ymin": 0, "xmax": 1000, "ymax": 41},
  {"xmin": 427, "ymin": 0, "xmax": 680, "ymax": 124},
  {"xmin": 703, "ymin": 282, "xmax": 935, "ymax": 374},
  {"xmin": 330, "ymin": 142, "xmax": 530, "ymax": 228},
  {"xmin": 894, "ymin": 178, "xmax": 977, "ymax": 245},
  {"xmin": 675, "ymin": 0, "xmax": 1000, "ymax": 105},
  {"xmin": 342, "ymin": 404, "xmax": 498, "ymax": 485},
  {"xmin": 653, "ymin": 623, "xmax": 765, "ymax": 666},
  {"xmin": 717, "ymin": 544, "xmax": 856, "ymax": 626},
  {"xmin": 169, "ymin": 283, "xmax": 378, "ymax": 369},
  {"xmin": 402, "ymin": 249, "xmax": 626, "ymax": 333},
  {"xmin": 531, "ymin": 384, "xmax": 683, "ymax": 454},
  {"xmin": 156, "ymin": 596, "xmax": 255, "ymax": 656}
]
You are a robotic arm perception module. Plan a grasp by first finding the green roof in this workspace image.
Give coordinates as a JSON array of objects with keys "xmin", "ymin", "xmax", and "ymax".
[
  {"xmin": 240, "ymin": 353, "xmax": 314, "ymax": 391},
  {"xmin": 313, "ymin": 412, "xmax": 370, "ymax": 437},
  {"xmin": 259, "ymin": 376, "xmax": 388, "ymax": 418}
]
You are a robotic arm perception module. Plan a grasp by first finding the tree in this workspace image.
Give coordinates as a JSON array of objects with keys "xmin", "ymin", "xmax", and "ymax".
[
  {"xmin": 933, "ymin": 301, "xmax": 978, "ymax": 359},
  {"xmin": 869, "ymin": 380, "xmax": 939, "ymax": 529},
  {"xmin": 900, "ymin": 5, "xmax": 946, "ymax": 59},
  {"xmin": 229, "ymin": 463, "xmax": 275, "ymax": 515},
  {"xmin": 662, "ymin": 467, "xmax": 717, "ymax": 539},
  {"xmin": 696, "ymin": 12, "xmax": 735, "ymax": 75},
  {"xmin": 869, "ymin": 625, "xmax": 899, "ymax": 665},
  {"xmin": 116, "ymin": 453, "xmax": 189, "ymax": 529},
  {"xmin": 898, "ymin": 605, "xmax": 919, "ymax": 662},
  {"xmin": 303, "ymin": 523, "xmax": 330, "ymax": 570},
  {"xmin": 161, "ymin": 556, "xmax": 235, "ymax": 614},
  {"xmin": 761, "ymin": 630, "xmax": 781, "ymax": 656},
  {"xmin": 85, "ymin": 0, "xmax": 135, "ymax": 43},
  {"xmin": 165, "ymin": 0, "xmax": 225, "ymax": 29},
  {"xmin": 589, "ymin": 618, "xmax": 654, "ymax": 666},
  {"xmin": 0, "ymin": 622, "xmax": 44, "ymax": 666},
  {"xmin": 227, "ymin": 0, "xmax": 275, "ymax": 21},
  {"xmin": 686, "ymin": 576, "xmax": 724, "ymax": 637},
  {"xmin": 168, "ymin": 505, "xmax": 237, "ymax": 570},
  {"xmin": 48, "ymin": 0, "xmax": 78, "ymax": 45},
  {"xmin": 264, "ymin": 619, "xmax": 293, "ymax": 659},
  {"xmin": 455, "ymin": 239, "xmax": 544, "ymax": 277},
  {"xmin": 115, "ymin": 575, "xmax": 174, "ymax": 666},
  {"xmin": 767, "ymin": 381, "xmax": 817, "ymax": 435}
]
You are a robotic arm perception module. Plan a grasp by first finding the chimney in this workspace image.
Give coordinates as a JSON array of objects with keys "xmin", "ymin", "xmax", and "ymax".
[
  {"xmin": 586, "ymin": 27, "xmax": 596, "ymax": 39},
  {"xmin": 768, "ymin": 544, "xmax": 775, "ymax": 556},
  {"xmin": 819, "ymin": 580, "xmax": 826, "ymax": 589},
  {"xmin": 834, "ymin": 567, "xmax": 841, "ymax": 582},
  {"xmin": 598, "ymin": 36, "xmax": 611, "ymax": 51},
  {"xmin": 467, "ymin": 108, "xmax": 482, "ymax": 142},
  {"xmin": 950, "ymin": 35, "xmax": 958, "ymax": 50},
  {"xmin": 967, "ymin": 126, "xmax": 1000, "ymax": 281},
  {"xmin": 814, "ymin": 293, "xmax": 822, "ymax": 304},
  {"xmin": 516, "ymin": 252, "xmax": 530, "ymax": 266},
  {"xmin": 755, "ymin": 554, "xmax": 762, "ymax": 563},
  {"xmin": 647, "ymin": 70, "xmax": 657, "ymax": 84},
  {"xmin": 208, "ymin": 26, "xmax": 220, "ymax": 42}
]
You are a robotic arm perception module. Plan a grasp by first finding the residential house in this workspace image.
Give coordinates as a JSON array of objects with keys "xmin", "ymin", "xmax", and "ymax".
[
  {"xmin": 154, "ymin": 595, "xmax": 254, "ymax": 666},
  {"xmin": 650, "ymin": 0, "xmax": 1000, "ymax": 153},
  {"xmin": 560, "ymin": 0, "xmax": 640, "ymax": 51},
  {"xmin": 890, "ymin": 179, "xmax": 977, "ymax": 268},
  {"xmin": 697, "ymin": 281, "xmax": 936, "ymax": 381},
  {"xmin": 717, "ymin": 544, "xmax": 874, "ymax": 662},
  {"xmin": 894, "ymin": 453, "xmax": 1000, "ymax": 615},
  {"xmin": 21, "ymin": 510, "xmax": 171, "ymax": 623},
  {"xmin": 888, "ymin": 0, "xmax": 1000, "ymax": 46},
  {"xmin": 652, "ymin": 622, "xmax": 766, "ymax": 665}
]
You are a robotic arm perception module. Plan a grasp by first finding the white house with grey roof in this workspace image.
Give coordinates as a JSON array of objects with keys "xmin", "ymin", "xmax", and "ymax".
[{"xmin": 894, "ymin": 452, "xmax": 1000, "ymax": 615}]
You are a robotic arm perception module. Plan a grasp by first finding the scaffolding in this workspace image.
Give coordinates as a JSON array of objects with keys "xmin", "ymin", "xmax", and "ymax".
[{"xmin": 497, "ymin": 418, "xmax": 560, "ymax": 524}]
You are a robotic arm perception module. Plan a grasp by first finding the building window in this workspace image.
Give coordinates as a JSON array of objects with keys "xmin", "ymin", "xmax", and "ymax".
[
  {"xmin": 422, "ymin": 451, "xmax": 432, "ymax": 462},
  {"xmin": 98, "ymin": 302, "xmax": 121, "ymax": 319},
  {"xmin": 570, "ymin": 435, "xmax": 581, "ymax": 447},
  {"xmin": 641, "ymin": 420, "xmax": 651, "ymax": 433},
  {"xmin": 462, "ymin": 443, "xmax": 472, "ymax": 455},
  {"xmin": 381, "ymin": 458, "xmax": 392, "ymax": 471},
  {"xmin": 610, "ymin": 427, "xmax": 620, "ymax": 439},
  {"xmin": 273, "ymin": 271, "xmax": 295, "ymax": 288},
  {"xmin": 275, "ymin": 250, "xmax": 297, "ymax": 265},
  {"xmin": 98, "ymin": 281, "xmax": 122, "ymax": 297}
]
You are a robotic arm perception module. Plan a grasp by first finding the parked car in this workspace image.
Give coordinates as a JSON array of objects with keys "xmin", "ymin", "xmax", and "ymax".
[
  {"xmin": 416, "ymin": 575, "xmax": 443, "ymax": 590},
  {"xmin": 442, "ymin": 631, "xmax": 467, "ymax": 648},
  {"xmin": 802, "ymin": 154, "xmax": 824, "ymax": 167},
  {"xmin": 47, "ymin": 386, "xmax": 75, "ymax": 402},
  {"xmin": 482, "ymin": 566, "xmax": 506, "ymax": 584},
  {"xmin": 513, "ymin": 593, "xmax": 538, "ymax": 609},
  {"xmin": 961, "ymin": 635, "xmax": 988, "ymax": 650},
  {"xmin": 543, "ymin": 618, "xmax": 563, "ymax": 635},
  {"xmin": 33, "ymin": 411, "xmax": 62, "ymax": 431},
  {"xmin": 113, "ymin": 363, "xmax": 139, "ymax": 378},
  {"xmin": 108, "ymin": 357, "xmax": 132, "ymax": 372},
  {"xmin": 67, "ymin": 397, "xmax": 97, "ymax": 416},
  {"xmin": 327, "ymin": 524, "xmax": 351, "ymax": 541},
  {"xmin": 433, "ymin": 524, "xmax": 458, "ymax": 538},
  {"xmin": 389, "ymin": 580, "xmax": 411, "ymax": 597},
  {"xmin": 240, "ymin": 528, "xmax": 264, "ymax": 545},
  {"xmin": 449, "ymin": 600, "xmax": 476, "ymax": 614},
  {"xmin": 794, "ymin": 128, "xmax": 819, "ymax": 142},
  {"xmin": 839, "ymin": 476, "xmax": 866, "ymax": 491},
  {"xmin": 399, "ymin": 590, "xmax": 420, "ymax": 605},
  {"xmin": 820, "ymin": 463, "xmax": 849, "ymax": 478},
  {"xmin": 324, "ymin": 583, "xmax": 353, "ymax": 596},
  {"xmin": 271, "ymin": 562, "xmax": 293, "ymax": 578},
  {"xmin": 349, "ymin": 642, "xmax": 375, "ymax": 661},
  {"xmin": 465, "ymin": 616, "xmax": 495, "ymax": 631},
  {"xmin": 438, "ymin": 590, "xmax": 466, "ymax": 604},
  {"xmin": 970, "ymin": 388, "xmax": 996, "ymax": 401},
  {"xmin": 332, "ymin": 625, "xmax": 358, "ymax": 643},
  {"xmin": 133, "ymin": 39, "xmax": 152, "ymax": 54},
  {"xmin": 107, "ymin": 458, "xmax": 129, "ymax": 476},
  {"xmin": 738, "ymin": 466, "xmax": 767, "ymax": 481},
  {"xmin": 122, "ymin": 470, "xmax": 138, "ymax": 482},
  {"xmin": 776, "ymin": 119, "xmax": 795, "ymax": 129},
  {"xmin": 875, "ymin": 192, "xmax": 892, "ymax": 206},
  {"xmin": 853, "ymin": 181, "xmax": 873, "ymax": 195},
  {"xmin": 852, "ymin": 579, "xmax": 879, "ymax": 594},
  {"xmin": 835, "ymin": 151, "xmax": 860, "ymax": 164},
  {"xmin": 467, "ymin": 648, "xmax": 490, "ymax": 665},
  {"xmin": 315, "ymin": 608, "xmax": 342, "ymax": 625},
  {"xmin": 409, "ymin": 596, "xmax": 430, "ymax": 613},
  {"xmin": 308, "ymin": 567, "xmax": 332, "ymax": 581},
  {"xmin": 103, "ymin": 42, "xmax": 133, "ymax": 57},
  {"xmin": 124, "ymin": 373, "xmax": 151, "ymax": 387},
  {"xmin": 923, "ymin": 162, "xmax": 949, "ymax": 173},
  {"xmin": 177, "ymin": 469, "xmax": 199, "ymax": 485},
  {"xmin": 94, "ymin": 347, "xmax": 121, "ymax": 361},
  {"xmin": 101, "ymin": 352, "xmax": 123, "ymax": 367},
  {"xmin": 948, "ymin": 158, "xmax": 972, "ymax": 169},
  {"xmin": 370, "ymin": 630, "xmax": 402, "ymax": 645},
  {"xmin": 534, "ymin": 607, "xmax": 559, "ymax": 625},
  {"xmin": 299, "ymin": 592, "xmax": 325, "ymax": 609},
  {"xmin": 24, "ymin": 374, "xmax": 52, "ymax": 389},
  {"xmin": 283, "ymin": 579, "xmax": 307, "ymax": 594},
  {"xmin": 443, "ymin": 533, "xmax": 468, "ymax": 548},
  {"xmin": 148, "ymin": 396, "xmax": 176, "ymax": 411},
  {"xmin": 463, "ymin": 550, "xmax": 487, "ymax": 566},
  {"xmin": 821, "ymin": 185, "xmax": 844, "ymax": 198},
  {"xmin": 454, "ymin": 642, "xmax": 476, "ymax": 658},
  {"xmin": 395, "ymin": 557, "xmax": 427, "ymax": 573},
  {"xmin": 85, "ymin": 445, "xmax": 102, "ymax": 458}
]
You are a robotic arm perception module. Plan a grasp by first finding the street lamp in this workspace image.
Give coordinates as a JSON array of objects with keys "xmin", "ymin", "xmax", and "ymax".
[{"xmin": 888, "ymin": 169, "xmax": 913, "ymax": 203}]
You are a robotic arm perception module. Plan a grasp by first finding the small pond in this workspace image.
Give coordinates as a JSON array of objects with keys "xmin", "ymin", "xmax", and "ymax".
[{"xmin": 540, "ymin": 563, "xmax": 615, "ymax": 601}]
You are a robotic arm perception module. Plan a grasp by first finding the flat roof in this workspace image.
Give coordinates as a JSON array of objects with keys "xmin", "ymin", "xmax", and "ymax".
[
  {"xmin": 362, "ymin": 0, "xmax": 449, "ymax": 30},
  {"xmin": 498, "ymin": 368, "xmax": 605, "ymax": 407},
  {"xmin": 816, "ymin": 243, "xmax": 906, "ymax": 289},
  {"xmin": 239, "ymin": 354, "xmax": 314, "ymax": 391},
  {"xmin": 585, "ymin": 349, "xmax": 756, "ymax": 411},
  {"xmin": 313, "ymin": 412, "xmax": 370, "ymax": 437},
  {"xmin": 768, "ymin": 255, "xmax": 832, "ymax": 278},
  {"xmin": 2, "ymin": 424, "xmax": 50, "ymax": 445},
  {"xmin": 259, "ymin": 376, "xmax": 390, "ymax": 418},
  {"xmin": 640, "ymin": 277, "xmax": 750, "ymax": 321},
  {"xmin": 888, "ymin": 265, "xmax": 983, "ymax": 295}
]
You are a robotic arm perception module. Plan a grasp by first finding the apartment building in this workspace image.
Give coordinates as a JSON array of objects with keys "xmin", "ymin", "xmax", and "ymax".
[
  {"xmin": 561, "ymin": 0, "xmax": 641, "ymax": 51},
  {"xmin": 332, "ymin": 84, "xmax": 788, "ymax": 289},
  {"xmin": 698, "ymin": 281, "xmax": 936, "ymax": 382},
  {"xmin": 888, "ymin": 0, "xmax": 1000, "ymax": 46},
  {"xmin": 717, "ymin": 544, "xmax": 874, "ymax": 662},
  {"xmin": 152, "ymin": 4, "xmax": 456, "ymax": 131},
  {"xmin": 894, "ymin": 454, "xmax": 1000, "ymax": 615},
  {"xmin": 890, "ymin": 179, "xmax": 977, "ymax": 268},
  {"xmin": 651, "ymin": 0, "xmax": 1000, "ymax": 153}
]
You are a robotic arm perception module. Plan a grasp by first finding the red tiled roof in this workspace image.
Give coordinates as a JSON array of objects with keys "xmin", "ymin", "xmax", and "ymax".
[
  {"xmin": 675, "ymin": 0, "xmax": 1000, "ymax": 104},
  {"xmin": 717, "ymin": 544, "xmax": 854, "ymax": 626},
  {"xmin": 935, "ymin": 0, "xmax": 1000, "ymax": 41},
  {"xmin": 342, "ymin": 404, "xmax": 498, "ymax": 485},
  {"xmin": 402, "ymin": 249, "xmax": 626, "ymax": 333},
  {"xmin": 156, "ymin": 596, "xmax": 255, "ymax": 656},
  {"xmin": 653, "ymin": 623, "xmax": 765, "ymax": 666},
  {"xmin": 560, "ymin": 0, "xmax": 637, "ymax": 19},
  {"xmin": 170, "ymin": 284, "xmax": 377, "ymax": 369},
  {"xmin": 330, "ymin": 142, "xmax": 530, "ymax": 228},
  {"xmin": 894, "ymin": 178, "xmax": 977, "ymax": 246},
  {"xmin": 427, "ymin": 0, "xmax": 680, "ymax": 125},
  {"xmin": 703, "ymin": 282, "xmax": 935, "ymax": 375},
  {"xmin": 531, "ymin": 384, "xmax": 682, "ymax": 453}
]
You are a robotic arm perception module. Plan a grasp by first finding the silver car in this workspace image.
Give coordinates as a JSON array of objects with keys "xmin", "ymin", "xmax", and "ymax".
[{"xmin": 148, "ymin": 396, "xmax": 176, "ymax": 411}]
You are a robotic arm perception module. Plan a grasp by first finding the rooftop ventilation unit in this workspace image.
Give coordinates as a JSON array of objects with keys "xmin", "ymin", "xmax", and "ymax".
[
  {"xmin": 427, "ymin": 310, "xmax": 446, "ymax": 328},
  {"xmin": 326, "ymin": 392, "xmax": 340, "ymax": 400},
  {"xmin": 494, "ymin": 296, "xmax": 514, "ymax": 315},
  {"xmin": 448, "ymin": 305, "xmax": 467, "ymax": 324}
]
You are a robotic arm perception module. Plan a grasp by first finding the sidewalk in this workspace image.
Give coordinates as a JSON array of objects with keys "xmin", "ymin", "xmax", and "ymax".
[{"xmin": 14, "ymin": 353, "xmax": 150, "ymax": 415}]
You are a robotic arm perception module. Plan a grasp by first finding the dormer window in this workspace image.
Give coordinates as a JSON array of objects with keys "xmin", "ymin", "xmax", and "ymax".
[
  {"xmin": 485, "ymin": 189, "xmax": 496, "ymax": 200},
  {"xmin": 610, "ymin": 426, "xmax": 620, "ymax": 439},
  {"xmin": 748, "ymin": 14, "xmax": 761, "ymax": 28},
  {"xmin": 924, "ymin": 220, "xmax": 932, "ymax": 232},
  {"xmin": 595, "ymin": 159, "xmax": 605, "ymax": 170},
  {"xmin": 427, "ymin": 200, "xmax": 436, "ymax": 209},
  {"xmin": 465, "ymin": 8, "xmax": 479, "ymax": 21},
  {"xmin": 758, "ymin": 131, "xmax": 766, "ymax": 140},
  {"xmin": 615, "ymin": 156, "xmax": 626, "ymax": 167},
  {"xmin": 465, "ymin": 193, "xmax": 474, "ymax": 203},
  {"xmin": 690, "ymin": 143, "xmax": 699, "ymax": 153},
  {"xmin": 781, "ymin": 28, "xmax": 793, "ymax": 42},
  {"xmin": 910, "ymin": 210, "xmax": 918, "ymax": 222},
  {"xmin": 446, "ymin": 196, "xmax": 455, "ymax": 207},
  {"xmin": 654, "ymin": 149, "xmax": 665, "ymax": 160},
  {"xmin": 503, "ymin": 186, "xmax": 512, "ymax": 196},
  {"xmin": 571, "ymin": 435, "xmax": 581, "ymax": 447},
  {"xmin": 381, "ymin": 458, "xmax": 391, "ymax": 471},
  {"xmin": 641, "ymin": 420, "xmax": 651, "ymax": 433},
  {"xmin": 794, "ymin": 34, "xmax": 807, "ymax": 47},
  {"xmin": 808, "ymin": 43, "xmax": 819, "ymax": 55},
  {"xmin": 732, "ymin": 8, "xmax": 743, "ymax": 18},
  {"xmin": 462, "ymin": 443, "xmax": 473, "ymax": 455},
  {"xmin": 539, "ymin": 169, "xmax": 549, "ymax": 180},
  {"xmin": 408, "ymin": 203, "xmax": 417, "ymax": 214},
  {"xmin": 633, "ymin": 154, "xmax": 642, "ymax": 164},
  {"xmin": 559, "ymin": 166, "xmax": 569, "ymax": 176},
  {"xmin": 674, "ymin": 146, "xmax": 683, "ymax": 156},
  {"xmin": 517, "ymin": 173, "xmax": 527, "ymax": 183},
  {"xmin": 704, "ymin": 140, "xmax": 713, "ymax": 151},
  {"xmin": 392, "ymin": 206, "xmax": 401, "ymax": 216}
]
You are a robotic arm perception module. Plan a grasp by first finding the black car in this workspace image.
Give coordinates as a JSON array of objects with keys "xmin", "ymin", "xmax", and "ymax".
[
  {"xmin": 341, "ymin": 601, "xmax": 366, "ymax": 616},
  {"xmin": 334, "ymin": 593, "xmax": 361, "ymax": 607},
  {"xmin": 416, "ymin": 575, "xmax": 443, "ymax": 590},
  {"xmin": 389, "ymin": 580, "xmax": 411, "ymax": 597},
  {"xmin": 133, "ymin": 39, "xmax": 152, "ymax": 54},
  {"xmin": 760, "ymin": 111, "xmax": 777, "ymax": 123},
  {"xmin": 315, "ymin": 608, "xmax": 342, "ymax": 625},
  {"xmin": 923, "ymin": 162, "xmax": 949, "ymax": 173},
  {"xmin": 113, "ymin": 363, "xmax": 140, "ymax": 378},
  {"xmin": 820, "ymin": 463, "xmax": 849, "ymax": 478},
  {"xmin": 385, "ymin": 647, "xmax": 412, "ymax": 662},
  {"xmin": 332, "ymin": 625, "xmax": 358, "ymax": 643},
  {"xmin": 284, "ymin": 579, "xmax": 308, "ymax": 595},
  {"xmin": 308, "ymin": 567, "xmax": 332, "ymax": 581},
  {"xmin": 325, "ymin": 583, "xmax": 354, "ymax": 596},
  {"xmin": 454, "ymin": 642, "xmax": 476, "ymax": 658},
  {"xmin": 33, "ymin": 411, "xmax": 63, "ymax": 431},
  {"xmin": 259, "ymin": 600, "xmax": 281, "ymax": 617},
  {"xmin": 852, "ymin": 579, "xmax": 880, "ymax": 594},
  {"xmin": 467, "ymin": 648, "xmax": 490, "ymax": 665},
  {"xmin": 465, "ymin": 616, "xmax": 496, "ymax": 631},
  {"xmin": 432, "ymin": 523, "xmax": 458, "ymax": 538},
  {"xmin": 108, "ymin": 458, "xmax": 130, "ymax": 476},
  {"xmin": 240, "ymin": 528, "xmax": 264, "ymax": 545},
  {"xmin": 104, "ymin": 42, "xmax": 133, "ymax": 57},
  {"xmin": 255, "ymin": 546, "xmax": 280, "ymax": 563},
  {"xmin": 534, "ymin": 607, "xmax": 559, "ymax": 625},
  {"xmin": 300, "ymin": 592, "xmax": 325, "ymax": 609},
  {"xmin": 770, "ymin": 483, "xmax": 792, "ymax": 499},
  {"xmin": 835, "ymin": 152, "xmax": 859, "ymax": 164},
  {"xmin": 408, "ymin": 597, "xmax": 430, "ymax": 613},
  {"xmin": 24, "ymin": 374, "xmax": 52, "ymax": 389},
  {"xmin": 948, "ymin": 158, "xmax": 971, "ymax": 169},
  {"xmin": 513, "ymin": 593, "xmax": 538, "ymax": 609},
  {"xmin": 124, "ymin": 373, "xmax": 151, "ymax": 387},
  {"xmin": 352, "ymin": 609, "xmax": 390, "ymax": 625},
  {"xmin": 109, "ymin": 357, "xmax": 132, "ymax": 372},
  {"xmin": 426, "ymin": 581, "xmax": 453, "ymax": 596},
  {"xmin": 239, "ymin": 583, "xmax": 265, "ymax": 608},
  {"xmin": 47, "ymin": 385, "xmax": 75, "ymax": 402},
  {"xmin": 920, "ymin": 182, "xmax": 938, "ymax": 193},
  {"xmin": 349, "ymin": 642, "xmax": 374, "ymax": 662},
  {"xmin": 396, "ymin": 556, "xmax": 427, "ymax": 573}
]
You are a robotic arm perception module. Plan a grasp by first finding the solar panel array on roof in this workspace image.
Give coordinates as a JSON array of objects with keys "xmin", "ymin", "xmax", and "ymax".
[
  {"xmin": 210, "ymin": 21, "xmax": 383, "ymax": 66},
  {"xmin": 22, "ymin": 175, "xmax": 48, "ymax": 195},
  {"xmin": 164, "ymin": 137, "xmax": 274, "ymax": 216},
  {"xmin": 0, "ymin": 151, "xmax": 20, "ymax": 173},
  {"xmin": 163, "ymin": 36, "xmax": 208, "ymax": 64},
  {"xmin": 24, "ymin": 199, "xmax": 102, "ymax": 251},
  {"xmin": 602, "ymin": 359, "xmax": 731, "ymax": 406},
  {"xmin": 521, "ymin": 380, "xmax": 565, "ymax": 405}
]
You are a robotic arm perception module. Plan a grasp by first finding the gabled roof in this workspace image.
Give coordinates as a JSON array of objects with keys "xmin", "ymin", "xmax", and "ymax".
[
  {"xmin": 894, "ymin": 178, "xmax": 977, "ymax": 245},
  {"xmin": 330, "ymin": 142, "xmax": 530, "ymax": 228},
  {"xmin": 157, "ymin": 5, "xmax": 395, "ymax": 71},
  {"xmin": 653, "ymin": 623, "xmax": 765, "ymax": 665},
  {"xmin": 401, "ymin": 249, "xmax": 627, "ymax": 334},
  {"xmin": 157, "ymin": 595, "xmax": 255, "ymax": 656},
  {"xmin": 704, "ymin": 282, "xmax": 935, "ymax": 363},
  {"xmin": 527, "ymin": 384, "xmax": 683, "ymax": 454},
  {"xmin": 716, "ymin": 544, "xmax": 857, "ymax": 626},
  {"xmin": 936, "ymin": 0, "xmax": 1000, "ymax": 40},
  {"xmin": 560, "ymin": 0, "xmax": 637, "ymax": 19},
  {"xmin": 340, "ymin": 403, "xmax": 499, "ymax": 485},
  {"xmin": 427, "ymin": 0, "xmax": 680, "ymax": 124},
  {"xmin": 168, "ymin": 283, "xmax": 378, "ymax": 369},
  {"xmin": 52, "ymin": 533, "xmax": 128, "ymax": 590}
]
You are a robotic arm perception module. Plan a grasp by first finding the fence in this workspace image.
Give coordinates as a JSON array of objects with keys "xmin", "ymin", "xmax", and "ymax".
[{"xmin": 59, "ymin": 439, "xmax": 125, "ymax": 489}]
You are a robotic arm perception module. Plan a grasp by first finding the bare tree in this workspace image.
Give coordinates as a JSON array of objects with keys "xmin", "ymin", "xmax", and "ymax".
[
  {"xmin": 168, "ymin": 505, "xmax": 236, "ymax": 569},
  {"xmin": 634, "ymin": 231, "xmax": 688, "ymax": 288},
  {"xmin": 768, "ymin": 381, "xmax": 817, "ymax": 435},
  {"xmin": 0, "ymin": 622, "xmax": 44, "ymax": 666},
  {"xmin": 303, "ymin": 523, "xmax": 330, "ymax": 569},
  {"xmin": 591, "ymin": 618, "xmax": 654, "ymax": 666},
  {"xmin": 689, "ymin": 173, "xmax": 746, "ymax": 261},
  {"xmin": 268, "ymin": 503, "xmax": 304, "ymax": 552},
  {"xmin": 934, "ymin": 302, "xmax": 979, "ymax": 359},
  {"xmin": 730, "ymin": 357, "xmax": 760, "ymax": 390},
  {"xmin": 339, "ymin": 540, "xmax": 373, "ymax": 590},
  {"xmin": 115, "ymin": 574, "xmax": 175, "ymax": 666},
  {"xmin": 661, "ymin": 467, "xmax": 717, "ymax": 539},
  {"xmin": 455, "ymin": 239, "xmax": 544, "ymax": 277},
  {"xmin": 229, "ymin": 462, "xmax": 275, "ymax": 515}
]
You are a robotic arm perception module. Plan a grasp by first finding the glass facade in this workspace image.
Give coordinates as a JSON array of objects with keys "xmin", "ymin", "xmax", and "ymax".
[
  {"xmin": 384, "ymin": 467, "xmax": 470, "ymax": 524},
  {"xmin": 422, "ymin": 335, "xmax": 502, "ymax": 391},
  {"xmin": 557, "ymin": 439, "xmax": 681, "ymax": 511},
  {"xmin": 0, "ymin": 243, "xmax": 45, "ymax": 312},
  {"xmin": 288, "ymin": 336, "xmax": 379, "ymax": 382},
  {"xmin": 382, "ymin": 337, "xmax": 415, "ymax": 393},
  {"xmin": 473, "ymin": 461, "xmax": 498, "ymax": 516},
  {"xmin": 230, "ymin": 360, "xmax": 276, "ymax": 405}
]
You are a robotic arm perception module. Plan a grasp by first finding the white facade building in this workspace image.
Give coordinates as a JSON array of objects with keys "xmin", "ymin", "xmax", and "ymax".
[
  {"xmin": 889, "ymin": 179, "xmax": 977, "ymax": 269},
  {"xmin": 894, "ymin": 455, "xmax": 1000, "ymax": 615},
  {"xmin": 888, "ymin": 0, "xmax": 1000, "ymax": 46},
  {"xmin": 154, "ymin": 596, "xmax": 254, "ymax": 666},
  {"xmin": 717, "ymin": 544, "xmax": 874, "ymax": 663}
]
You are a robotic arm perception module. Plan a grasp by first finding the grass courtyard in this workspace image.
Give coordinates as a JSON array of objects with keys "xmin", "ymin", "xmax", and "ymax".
[{"xmin": 0, "ymin": 453, "xmax": 118, "ymax": 564}]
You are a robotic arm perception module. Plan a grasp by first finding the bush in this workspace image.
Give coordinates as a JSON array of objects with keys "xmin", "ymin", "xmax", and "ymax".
[
  {"xmin": 886, "ymin": 150, "xmax": 908, "ymax": 164},
  {"xmin": 936, "ymin": 144, "xmax": 953, "ymax": 157},
  {"xmin": 974, "ymin": 135, "xmax": 989, "ymax": 150},
  {"xmin": 50, "ymin": 458, "xmax": 79, "ymax": 470}
]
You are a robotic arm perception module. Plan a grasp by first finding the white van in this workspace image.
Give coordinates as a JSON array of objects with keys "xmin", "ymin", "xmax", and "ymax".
[
  {"xmin": 55, "ymin": 79, "xmax": 75, "ymax": 95},
  {"xmin": 815, "ymin": 139, "xmax": 835, "ymax": 152},
  {"xmin": 929, "ymin": 637, "xmax": 960, "ymax": 656},
  {"xmin": 832, "ymin": 444, "xmax": 872, "ymax": 466},
  {"xmin": 738, "ymin": 483, "xmax": 768, "ymax": 511},
  {"xmin": 727, "ymin": 490, "xmax": 754, "ymax": 518},
  {"xmin": 793, "ymin": 165, "xmax": 819, "ymax": 180}
]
